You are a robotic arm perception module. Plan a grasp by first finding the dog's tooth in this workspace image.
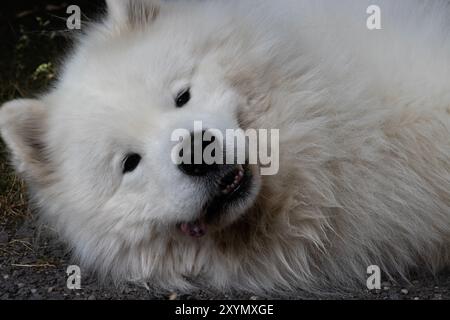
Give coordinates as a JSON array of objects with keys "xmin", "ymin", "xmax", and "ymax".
[{"xmin": 219, "ymin": 167, "xmax": 246, "ymax": 196}]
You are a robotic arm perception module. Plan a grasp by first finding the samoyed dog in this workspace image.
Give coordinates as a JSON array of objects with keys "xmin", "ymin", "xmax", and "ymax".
[{"xmin": 2, "ymin": 0, "xmax": 450, "ymax": 295}]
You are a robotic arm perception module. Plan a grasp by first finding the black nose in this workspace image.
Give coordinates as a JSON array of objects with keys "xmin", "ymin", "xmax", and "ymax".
[{"xmin": 178, "ymin": 130, "xmax": 220, "ymax": 176}]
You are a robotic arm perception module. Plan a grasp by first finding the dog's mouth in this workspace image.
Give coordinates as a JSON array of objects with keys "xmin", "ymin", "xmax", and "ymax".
[{"xmin": 178, "ymin": 164, "xmax": 253, "ymax": 238}]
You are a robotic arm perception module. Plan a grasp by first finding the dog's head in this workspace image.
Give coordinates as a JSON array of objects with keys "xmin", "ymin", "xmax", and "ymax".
[{"xmin": 0, "ymin": 0, "xmax": 269, "ymax": 246}]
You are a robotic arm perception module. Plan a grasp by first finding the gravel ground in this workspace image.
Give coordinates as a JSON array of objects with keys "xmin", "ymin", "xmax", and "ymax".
[
  {"xmin": 0, "ymin": 215, "xmax": 449, "ymax": 300},
  {"xmin": 1, "ymin": 0, "xmax": 450, "ymax": 301}
]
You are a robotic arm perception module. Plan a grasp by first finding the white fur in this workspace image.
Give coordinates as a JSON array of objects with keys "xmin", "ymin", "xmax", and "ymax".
[{"xmin": 2, "ymin": 0, "xmax": 450, "ymax": 296}]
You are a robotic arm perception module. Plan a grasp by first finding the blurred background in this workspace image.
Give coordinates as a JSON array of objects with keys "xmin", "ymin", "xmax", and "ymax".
[{"xmin": 0, "ymin": 1, "xmax": 103, "ymax": 102}]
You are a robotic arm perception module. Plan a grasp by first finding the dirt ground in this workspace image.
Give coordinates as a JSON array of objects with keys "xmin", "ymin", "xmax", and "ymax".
[{"xmin": 0, "ymin": 0, "xmax": 449, "ymax": 300}]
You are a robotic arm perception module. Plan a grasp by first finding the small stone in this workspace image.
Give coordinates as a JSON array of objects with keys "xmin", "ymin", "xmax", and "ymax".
[
  {"xmin": 250, "ymin": 296, "xmax": 259, "ymax": 300},
  {"xmin": 400, "ymin": 289, "xmax": 409, "ymax": 295},
  {"xmin": 169, "ymin": 293, "xmax": 177, "ymax": 300},
  {"xmin": 3, "ymin": 275, "xmax": 9, "ymax": 280},
  {"xmin": 88, "ymin": 295, "xmax": 96, "ymax": 300},
  {"xmin": 383, "ymin": 286, "xmax": 390, "ymax": 291},
  {"xmin": 47, "ymin": 287, "xmax": 53, "ymax": 293},
  {"xmin": 17, "ymin": 283, "xmax": 25, "ymax": 288},
  {"xmin": 0, "ymin": 231, "xmax": 8, "ymax": 243},
  {"xmin": 30, "ymin": 289, "xmax": 37, "ymax": 294},
  {"xmin": 413, "ymin": 297, "xmax": 420, "ymax": 300}
]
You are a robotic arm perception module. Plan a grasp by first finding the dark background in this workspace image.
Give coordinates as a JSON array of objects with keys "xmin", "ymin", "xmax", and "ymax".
[
  {"xmin": 0, "ymin": 1, "xmax": 103, "ymax": 102},
  {"xmin": 0, "ymin": 1, "xmax": 449, "ymax": 300}
]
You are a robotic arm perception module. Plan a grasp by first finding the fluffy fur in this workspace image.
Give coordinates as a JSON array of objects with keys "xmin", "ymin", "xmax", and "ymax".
[{"xmin": 2, "ymin": 0, "xmax": 450, "ymax": 296}]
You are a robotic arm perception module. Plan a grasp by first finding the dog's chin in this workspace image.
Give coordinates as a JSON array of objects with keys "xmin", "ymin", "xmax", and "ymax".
[{"xmin": 177, "ymin": 164, "xmax": 260, "ymax": 238}]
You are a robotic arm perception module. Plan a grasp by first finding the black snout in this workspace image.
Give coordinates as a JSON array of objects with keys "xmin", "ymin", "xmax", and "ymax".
[{"xmin": 178, "ymin": 130, "xmax": 220, "ymax": 176}]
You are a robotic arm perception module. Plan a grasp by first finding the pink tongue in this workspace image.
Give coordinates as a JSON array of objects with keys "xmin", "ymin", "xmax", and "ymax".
[{"xmin": 180, "ymin": 219, "xmax": 207, "ymax": 238}]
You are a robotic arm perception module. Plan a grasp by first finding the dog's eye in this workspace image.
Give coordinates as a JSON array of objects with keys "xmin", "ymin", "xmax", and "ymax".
[
  {"xmin": 122, "ymin": 153, "xmax": 141, "ymax": 174},
  {"xmin": 175, "ymin": 88, "xmax": 191, "ymax": 108}
]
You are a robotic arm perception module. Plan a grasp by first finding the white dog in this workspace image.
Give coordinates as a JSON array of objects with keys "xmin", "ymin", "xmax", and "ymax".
[{"xmin": 2, "ymin": 0, "xmax": 450, "ymax": 295}]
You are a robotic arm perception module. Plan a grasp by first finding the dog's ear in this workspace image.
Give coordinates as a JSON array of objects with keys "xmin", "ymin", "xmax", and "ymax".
[
  {"xmin": 0, "ymin": 99, "xmax": 50, "ymax": 182},
  {"xmin": 106, "ymin": 0, "xmax": 161, "ymax": 30}
]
